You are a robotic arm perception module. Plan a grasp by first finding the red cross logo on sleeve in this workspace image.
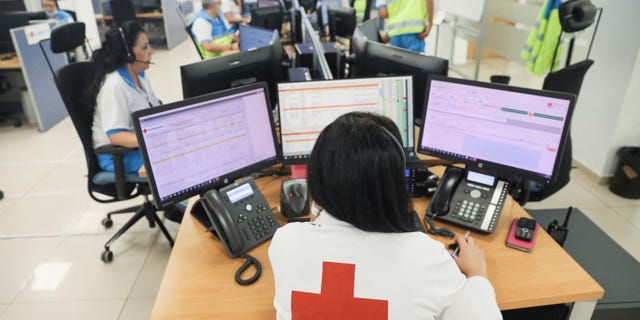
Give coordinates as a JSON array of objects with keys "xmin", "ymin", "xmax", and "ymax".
[{"xmin": 291, "ymin": 261, "xmax": 388, "ymax": 320}]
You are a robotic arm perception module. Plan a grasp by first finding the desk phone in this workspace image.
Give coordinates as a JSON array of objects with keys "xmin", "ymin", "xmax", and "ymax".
[
  {"xmin": 426, "ymin": 166, "xmax": 510, "ymax": 234},
  {"xmin": 195, "ymin": 177, "xmax": 279, "ymax": 258}
]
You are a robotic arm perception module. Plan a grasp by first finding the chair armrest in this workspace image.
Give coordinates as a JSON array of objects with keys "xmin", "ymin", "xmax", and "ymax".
[{"xmin": 95, "ymin": 144, "xmax": 138, "ymax": 200}]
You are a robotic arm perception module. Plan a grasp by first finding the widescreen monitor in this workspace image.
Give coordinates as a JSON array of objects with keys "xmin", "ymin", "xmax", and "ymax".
[
  {"xmin": 418, "ymin": 75, "xmax": 576, "ymax": 184},
  {"xmin": 239, "ymin": 24, "xmax": 277, "ymax": 52},
  {"xmin": 357, "ymin": 16, "xmax": 380, "ymax": 42},
  {"xmin": 180, "ymin": 33, "xmax": 285, "ymax": 107},
  {"xmin": 250, "ymin": 5, "xmax": 284, "ymax": 31},
  {"xmin": 353, "ymin": 40, "xmax": 448, "ymax": 125},
  {"xmin": 0, "ymin": 12, "xmax": 42, "ymax": 53},
  {"xmin": 318, "ymin": 5, "xmax": 356, "ymax": 41},
  {"xmin": 278, "ymin": 76, "xmax": 414, "ymax": 164},
  {"xmin": 132, "ymin": 83, "xmax": 280, "ymax": 208}
]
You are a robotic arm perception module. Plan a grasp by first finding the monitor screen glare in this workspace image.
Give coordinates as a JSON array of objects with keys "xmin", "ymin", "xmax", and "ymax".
[
  {"xmin": 135, "ymin": 85, "xmax": 278, "ymax": 206},
  {"xmin": 420, "ymin": 78, "xmax": 573, "ymax": 180},
  {"xmin": 278, "ymin": 76, "xmax": 413, "ymax": 163}
]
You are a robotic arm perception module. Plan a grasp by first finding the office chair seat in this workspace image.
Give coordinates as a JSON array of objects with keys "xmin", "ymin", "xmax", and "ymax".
[
  {"xmin": 49, "ymin": 22, "xmax": 174, "ymax": 263},
  {"xmin": 93, "ymin": 171, "xmax": 148, "ymax": 184}
]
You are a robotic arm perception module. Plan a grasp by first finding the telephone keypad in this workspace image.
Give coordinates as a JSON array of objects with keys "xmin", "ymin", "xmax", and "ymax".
[{"xmin": 434, "ymin": 179, "xmax": 509, "ymax": 234}]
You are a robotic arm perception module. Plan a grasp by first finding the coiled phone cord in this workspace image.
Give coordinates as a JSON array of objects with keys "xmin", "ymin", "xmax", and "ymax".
[
  {"xmin": 424, "ymin": 212, "xmax": 456, "ymax": 238},
  {"xmin": 235, "ymin": 254, "xmax": 262, "ymax": 286}
]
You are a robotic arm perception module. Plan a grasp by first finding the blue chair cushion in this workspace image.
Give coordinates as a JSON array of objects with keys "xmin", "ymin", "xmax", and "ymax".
[{"xmin": 93, "ymin": 171, "xmax": 148, "ymax": 185}]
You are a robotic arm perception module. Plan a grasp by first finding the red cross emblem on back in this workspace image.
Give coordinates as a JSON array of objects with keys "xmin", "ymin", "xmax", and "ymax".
[{"xmin": 291, "ymin": 262, "xmax": 388, "ymax": 320}]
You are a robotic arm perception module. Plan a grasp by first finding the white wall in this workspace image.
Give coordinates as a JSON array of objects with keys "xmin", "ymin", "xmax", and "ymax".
[{"xmin": 571, "ymin": 0, "xmax": 640, "ymax": 177}]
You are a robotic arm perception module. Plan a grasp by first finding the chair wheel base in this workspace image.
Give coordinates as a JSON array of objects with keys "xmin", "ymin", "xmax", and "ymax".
[
  {"xmin": 101, "ymin": 250, "xmax": 113, "ymax": 263},
  {"xmin": 102, "ymin": 217, "xmax": 113, "ymax": 228}
]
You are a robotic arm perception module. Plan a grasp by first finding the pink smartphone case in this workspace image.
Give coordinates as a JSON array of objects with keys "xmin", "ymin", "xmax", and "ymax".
[{"xmin": 506, "ymin": 218, "xmax": 537, "ymax": 252}]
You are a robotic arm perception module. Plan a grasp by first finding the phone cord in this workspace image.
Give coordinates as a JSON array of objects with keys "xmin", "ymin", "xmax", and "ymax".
[
  {"xmin": 235, "ymin": 254, "xmax": 262, "ymax": 286},
  {"xmin": 424, "ymin": 212, "xmax": 455, "ymax": 238}
]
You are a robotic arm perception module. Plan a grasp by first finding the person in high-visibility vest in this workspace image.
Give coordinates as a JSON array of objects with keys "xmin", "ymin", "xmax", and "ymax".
[
  {"xmin": 190, "ymin": 0, "xmax": 239, "ymax": 59},
  {"xmin": 376, "ymin": 0, "xmax": 434, "ymax": 53},
  {"xmin": 353, "ymin": 0, "xmax": 367, "ymax": 22}
]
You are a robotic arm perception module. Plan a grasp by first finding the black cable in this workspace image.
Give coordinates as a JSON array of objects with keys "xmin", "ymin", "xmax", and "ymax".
[
  {"xmin": 423, "ymin": 211, "xmax": 455, "ymax": 238},
  {"xmin": 235, "ymin": 254, "xmax": 262, "ymax": 286}
]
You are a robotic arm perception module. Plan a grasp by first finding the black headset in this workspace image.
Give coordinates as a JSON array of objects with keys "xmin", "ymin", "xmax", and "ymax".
[
  {"xmin": 379, "ymin": 126, "xmax": 406, "ymax": 173},
  {"xmin": 559, "ymin": 0, "xmax": 597, "ymax": 32},
  {"xmin": 118, "ymin": 27, "xmax": 136, "ymax": 64}
]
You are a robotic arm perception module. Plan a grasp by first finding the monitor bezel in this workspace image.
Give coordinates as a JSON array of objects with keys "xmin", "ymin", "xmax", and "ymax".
[
  {"xmin": 179, "ymin": 33, "xmax": 284, "ymax": 108},
  {"xmin": 417, "ymin": 75, "xmax": 576, "ymax": 185},
  {"xmin": 132, "ymin": 82, "xmax": 281, "ymax": 208},
  {"xmin": 277, "ymin": 75, "xmax": 415, "ymax": 165}
]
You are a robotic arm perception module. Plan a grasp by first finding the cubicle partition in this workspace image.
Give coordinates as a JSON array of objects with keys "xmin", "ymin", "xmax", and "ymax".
[
  {"xmin": 11, "ymin": 25, "xmax": 68, "ymax": 131},
  {"xmin": 298, "ymin": 6, "xmax": 333, "ymax": 80}
]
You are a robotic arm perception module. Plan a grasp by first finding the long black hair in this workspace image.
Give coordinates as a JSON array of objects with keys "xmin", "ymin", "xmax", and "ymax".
[
  {"xmin": 307, "ymin": 112, "xmax": 414, "ymax": 233},
  {"xmin": 83, "ymin": 21, "xmax": 145, "ymax": 109}
]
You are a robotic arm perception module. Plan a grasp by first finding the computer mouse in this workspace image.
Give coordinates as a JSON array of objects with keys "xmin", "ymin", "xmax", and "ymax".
[{"xmin": 280, "ymin": 179, "xmax": 310, "ymax": 218}]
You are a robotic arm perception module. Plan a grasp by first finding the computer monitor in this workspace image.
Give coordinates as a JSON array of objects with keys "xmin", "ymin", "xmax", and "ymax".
[
  {"xmin": 348, "ymin": 25, "xmax": 369, "ymax": 77},
  {"xmin": 357, "ymin": 16, "xmax": 379, "ymax": 42},
  {"xmin": 239, "ymin": 24, "xmax": 277, "ymax": 52},
  {"xmin": 180, "ymin": 33, "xmax": 285, "ymax": 107},
  {"xmin": 318, "ymin": 5, "xmax": 356, "ymax": 41},
  {"xmin": 354, "ymin": 40, "xmax": 449, "ymax": 125},
  {"xmin": 0, "ymin": 0, "xmax": 26, "ymax": 12},
  {"xmin": 418, "ymin": 75, "xmax": 576, "ymax": 184},
  {"xmin": 132, "ymin": 82, "xmax": 280, "ymax": 208},
  {"xmin": 132, "ymin": 0, "xmax": 161, "ymax": 12},
  {"xmin": 0, "ymin": 12, "xmax": 30, "ymax": 53},
  {"xmin": 250, "ymin": 5, "xmax": 284, "ymax": 32},
  {"xmin": 278, "ymin": 75, "xmax": 414, "ymax": 164}
]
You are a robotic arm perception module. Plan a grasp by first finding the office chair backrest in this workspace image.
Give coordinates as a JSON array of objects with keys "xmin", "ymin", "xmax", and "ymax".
[
  {"xmin": 543, "ymin": 59, "xmax": 594, "ymax": 97},
  {"xmin": 528, "ymin": 59, "xmax": 594, "ymax": 202},
  {"xmin": 51, "ymin": 22, "xmax": 136, "ymax": 199},
  {"xmin": 110, "ymin": 0, "xmax": 137, "ymax": 27}
]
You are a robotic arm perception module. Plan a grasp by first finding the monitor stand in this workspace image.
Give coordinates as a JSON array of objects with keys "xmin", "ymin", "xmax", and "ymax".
[{"xmin": 291, "ymin": 164, "xmax": 308, "ymax": 179}]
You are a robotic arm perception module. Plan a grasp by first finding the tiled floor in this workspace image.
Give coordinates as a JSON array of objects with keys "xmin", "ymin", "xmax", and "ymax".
[{"xmin": 1, "ymin": 39, "xmax": 639, "ymax": 319}]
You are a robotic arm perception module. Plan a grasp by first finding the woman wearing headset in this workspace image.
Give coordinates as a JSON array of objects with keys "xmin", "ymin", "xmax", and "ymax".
[
  {"xmin": 86, "ymin": 21, "xmax": 157, "ymax": 177},
  {"xmin": 268, "ymin": 112, "xmax": 502, "ymax": 319},
  {"xmin": 85, "ymin": 21, "xmax": 182, "ymax": 221}
]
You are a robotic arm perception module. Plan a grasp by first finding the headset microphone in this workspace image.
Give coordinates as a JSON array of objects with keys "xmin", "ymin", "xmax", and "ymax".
[{"xmin": 135, "ymin": 60, "xmax": 155, "ymax": 64}]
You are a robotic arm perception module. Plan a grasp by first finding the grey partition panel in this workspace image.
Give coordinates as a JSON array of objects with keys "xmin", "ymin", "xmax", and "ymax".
[
  {"xmin": 11, "ymin": 27, "xmax": 68, "ymax": 132},
  {"xmin": 162, "ymin": 0, "xmax": 188, "ymax": 49}
]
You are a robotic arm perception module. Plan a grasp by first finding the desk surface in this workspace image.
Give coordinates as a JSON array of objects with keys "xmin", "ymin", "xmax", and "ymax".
[
  {"xmin": 150, "ymin": 166, "xmax": 603, "ymax": 319},
  {"xmin": 0, "ymin": 54, "xmax": 20, "ymax": 70}
]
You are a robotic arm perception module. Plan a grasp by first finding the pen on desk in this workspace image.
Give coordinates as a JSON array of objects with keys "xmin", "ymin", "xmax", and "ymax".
[{"xmin": 452, "ymin": 231, "xmax": 471, "ymax": 257}]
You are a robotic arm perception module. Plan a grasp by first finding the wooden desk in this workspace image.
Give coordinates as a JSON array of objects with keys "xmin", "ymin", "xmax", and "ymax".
[
  {"xmin": 0, "ymin": 54, "xmax": 20, "ymax": 70},
  {"xmin": 151, "ymin": 167, "xmax": 603, "ymax": 319}
]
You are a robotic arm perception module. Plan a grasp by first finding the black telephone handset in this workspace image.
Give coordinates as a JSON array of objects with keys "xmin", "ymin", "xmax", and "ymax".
[
  {"xmin": 200, "ymin": 189, "xmax": 246, "ymax": 257},
  {"xmin": 428, "ymin": 166, "xmax": 465, "ymax": 216},
  {"xmin": 193, "ymin": 177, "xmax": 279, "ymax": 285},
  {"xmin": 198, "ymin": 178, "xmax": 279, "ymax": 258}
]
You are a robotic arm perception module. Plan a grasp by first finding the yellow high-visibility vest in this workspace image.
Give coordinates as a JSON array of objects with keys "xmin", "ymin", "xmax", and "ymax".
[
  {"xmin": 521, "ymin": 0, "xmax": 563, "ymax": 76},
  {"xmin": 386, "ymin": 0, "xmax": 429, "ymax": 37}
]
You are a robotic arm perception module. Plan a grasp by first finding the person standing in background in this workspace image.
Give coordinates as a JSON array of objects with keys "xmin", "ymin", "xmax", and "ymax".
[{"xmin": 376, "ymin": 0, "xmax": 433, "ymax": 53}]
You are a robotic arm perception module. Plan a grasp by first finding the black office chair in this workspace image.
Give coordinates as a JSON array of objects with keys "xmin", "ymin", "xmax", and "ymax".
[
  {"xmin": 509, "ymin": 59, "xmax": 594, "ymax": 205},
  {"xmin": 49, "ymin": 22, "xmax": 174, "ymax": 263},
  {"xmin": 109, "ymin": 0, "xmax": 137, "ymax": 27},
  {"xmin": 175, "ymin": 6, "xmax": 205, "ymax": 60},
  {"xmin": 0, "ymin": 75, "xmax": 22, "ymax": 127}
]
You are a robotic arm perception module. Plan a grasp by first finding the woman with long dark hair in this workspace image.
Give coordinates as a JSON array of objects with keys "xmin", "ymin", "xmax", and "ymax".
[
  {"xmin": 87, "ymin": 21, "xmax": 158, "ymax": 176},
  {"xmin": 269, "ymin": 112, "xmax": 502, "ymax": 319}
]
